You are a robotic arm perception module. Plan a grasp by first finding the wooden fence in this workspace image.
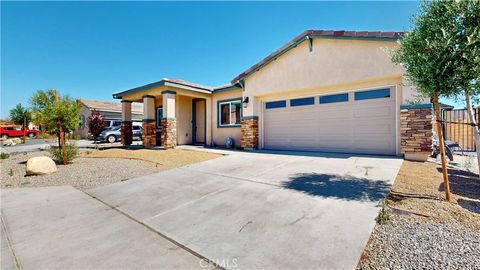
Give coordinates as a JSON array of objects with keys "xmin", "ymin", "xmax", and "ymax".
[{"xmin": 442, "ymin": 108, "xmax": 479, "ymax": 151}]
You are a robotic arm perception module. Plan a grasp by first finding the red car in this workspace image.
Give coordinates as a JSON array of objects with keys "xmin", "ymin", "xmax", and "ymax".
[{"xmin": 0, "ymin": 126, "xmax": 39, "ymax": 139}]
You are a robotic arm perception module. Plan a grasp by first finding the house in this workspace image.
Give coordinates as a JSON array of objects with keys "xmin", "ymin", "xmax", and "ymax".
[
  {"xmin": 113, "ymin": 30, "xmax": 433, "ymax": 160},
  {"xmin": 73, "ymin": 99, "xmax": 143, "ymax": 139}
]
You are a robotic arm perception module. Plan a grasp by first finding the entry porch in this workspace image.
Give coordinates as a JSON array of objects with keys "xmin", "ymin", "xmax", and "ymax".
[{"xmin": 118, "ymin": 80, "xmax": 213, "ymax": 149}]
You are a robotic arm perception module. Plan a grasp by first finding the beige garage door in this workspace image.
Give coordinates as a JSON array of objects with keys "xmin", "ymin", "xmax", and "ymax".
[{"xmin": 263, "ymin": 88, "xmax": 396, "ymax": 155}]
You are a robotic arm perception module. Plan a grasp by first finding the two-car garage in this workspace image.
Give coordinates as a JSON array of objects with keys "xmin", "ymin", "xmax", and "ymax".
[{"xmin": 262, "ymin": 87, "xmax": 397, "ymax": 155}]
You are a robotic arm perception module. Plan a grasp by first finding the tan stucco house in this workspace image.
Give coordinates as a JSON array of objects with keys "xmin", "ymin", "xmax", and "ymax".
[{"xmin": 113, "ymin": 30, "xmax": 433, "ymax": 160}]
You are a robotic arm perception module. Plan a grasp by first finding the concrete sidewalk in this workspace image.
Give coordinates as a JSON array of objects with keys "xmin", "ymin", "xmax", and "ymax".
[{"xmin": 1, "ymin": 186, "xmax": 213, "ymax": 270}]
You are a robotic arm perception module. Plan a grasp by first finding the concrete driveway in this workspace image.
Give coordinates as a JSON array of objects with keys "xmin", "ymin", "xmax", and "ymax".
[{"xmin": 88, "ymin": 150, "xmax": 403, "ymax": 270}]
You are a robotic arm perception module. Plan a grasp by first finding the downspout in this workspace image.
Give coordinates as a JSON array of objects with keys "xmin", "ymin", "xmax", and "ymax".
[{"xmin": 210, "ymin": 94, "xmax": 214, "ymax": 147}]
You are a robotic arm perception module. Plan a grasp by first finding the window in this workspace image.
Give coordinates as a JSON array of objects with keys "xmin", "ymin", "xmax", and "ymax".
[
  {"xmin": 355, "ymin": 88, "xmax": 390, "ymax": 101},
  {"xmin": 132, "ymin": 126, "xmax": 141, "ymax": 130},
  {"xmin": 320, "ymin": 93, "xmax": 349, "ymax": 104},
  {"xmin": 265, "ymin": 100, "xmax": 286, "ymax": 109},
  {"xmin": 80, "ymin": 115, "xmax": 85, "ymax": 128},
  {"xmin": 156, "ymin": 107, "xmax": 163, "ymax": 128},
  {"xmin": 113, "ymin": 120, "xmax": 122, "ymax": 127},
  {"xmin": 219, "ymin": 99, "xmax": 241, "ymax": 127},
  {"xmin": 291, "ymin": 97, "xmax": 315, "ymax": 107}
]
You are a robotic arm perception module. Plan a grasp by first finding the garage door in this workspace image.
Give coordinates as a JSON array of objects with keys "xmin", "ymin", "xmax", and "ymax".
[{"xmin": 263, "ymin": 88, "xmax": 396, "ymax": 155}]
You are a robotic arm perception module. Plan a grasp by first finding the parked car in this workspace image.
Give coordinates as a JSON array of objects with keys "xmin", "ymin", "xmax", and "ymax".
[
  {"xmin": 103, "ymin": 119, "xmax": 122, "ymax": 130},
  {"xmin": 97, "ymin": 125, "xmax": 142, "ymax": 143},
  {"xmin": 0, "ymin": 126, "xmax": 39, "ymax": 139}
]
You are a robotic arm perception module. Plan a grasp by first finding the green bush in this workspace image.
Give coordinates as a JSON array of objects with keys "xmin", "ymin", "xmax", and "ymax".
[
  {"xmin": 0, "ymin": 152, "xmax": 9, "ymax": 160},
  {"xmin": 50, "ymin": 143, "xmax": 78, "ymax": 164},
  {"xmin": 375, "ymin": 200, "xmax": 391, "ymax": 225}
]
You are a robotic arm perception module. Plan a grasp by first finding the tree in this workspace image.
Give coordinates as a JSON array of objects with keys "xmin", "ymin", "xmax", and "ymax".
[
  {"xmin": 9, "ymin": 103, "xmax": 32, "ymax": 141},
  {"xmin": 391, "ymin": 0, "xmax": 460, "ymax": 201},
  {"xmin": 87, "ymin": 110, "xmax": 105, "ymax": 147},
  {"xmin": 30, "ymin": 89, "xmax": 80, "ymax": 165},
  {"xmin": 448, "ymin": 0, "xmax": 480, "ymax": 175}
]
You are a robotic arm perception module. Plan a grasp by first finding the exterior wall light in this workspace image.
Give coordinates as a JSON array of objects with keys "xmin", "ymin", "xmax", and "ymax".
[{"xmin": 243, "ymin": 96, "xmax": 249, "ymax": 108}]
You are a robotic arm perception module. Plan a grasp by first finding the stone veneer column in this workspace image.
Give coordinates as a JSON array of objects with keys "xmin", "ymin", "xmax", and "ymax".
[
  {"xmin": 142, "ymin": 95, "xmax": 156, "ymax": 148},
  {"xmin": 142, "ymin": 119, "xmax": 156, "ymax": 148},
  {"xmin": 241, "ymin": 116, "xmax": 259, "ymax": 150},
  {"xmin": 121, "ymin": 100, "xmax": 132, "ymax": 146},
  {"xmin": 400, "ymin": 104, "xmax": 434, "ymax": 161},
  {"xmin": 161, "ymin": 90, "xmax": 177, "ymax": 149},
  {"xmin": 161, "ymin": 118, "xmax": 177, "ymax": 148}
]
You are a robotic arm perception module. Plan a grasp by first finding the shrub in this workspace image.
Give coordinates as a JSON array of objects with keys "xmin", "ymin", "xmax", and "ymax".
[
  {"xmin": 0, "ymin": 152, "xmax": 9, "ymax": 159},
  {"xmin": 50, "ymin": 143, "xmax": 78, "ymax": 164},
  {"xmin": 375, "ymin": 200, "xmax": 391, "ymax": 225}
]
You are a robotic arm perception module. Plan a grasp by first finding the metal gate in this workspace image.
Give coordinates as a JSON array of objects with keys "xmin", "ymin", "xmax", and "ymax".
[{"xmin": 442, "ymin": 108, "xmax": 479, "ymax": 151}]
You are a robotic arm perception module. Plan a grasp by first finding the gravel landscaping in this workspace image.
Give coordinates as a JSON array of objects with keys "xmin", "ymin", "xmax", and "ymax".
[
  {"xmin": 1, "ymin": 148, "xmax": 221, "ymax": 191},
  {"xmin": 358, "ymin": 159, "xmax": 480, "ymax": 269},
  {"xmin": 1, "ymin": 151, "xmax": 160, "ymax": 191}
]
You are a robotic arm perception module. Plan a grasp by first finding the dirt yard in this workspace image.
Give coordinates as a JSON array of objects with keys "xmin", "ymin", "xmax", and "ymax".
[
  {"xmin": 84, "ymin": 148, "xmax": 222, "ymax": 171},
  {"xmin": 358, "ymin": 159, "xmax": 480, "ymax": 269},
  {"xmin": 1, "ymin": 149, "xmax": 221, "ymax": 191}
]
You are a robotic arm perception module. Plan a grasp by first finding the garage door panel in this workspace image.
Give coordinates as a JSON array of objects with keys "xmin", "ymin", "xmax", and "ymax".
[{"xmin": 263, "ymin": 89, "xmax": 396, "ymax": 155}]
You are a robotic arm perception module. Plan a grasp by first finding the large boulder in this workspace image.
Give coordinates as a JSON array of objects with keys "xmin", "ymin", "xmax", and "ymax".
[{"xmin": 26, "ymin": 156, "xmax": 57, "ymax": 175}]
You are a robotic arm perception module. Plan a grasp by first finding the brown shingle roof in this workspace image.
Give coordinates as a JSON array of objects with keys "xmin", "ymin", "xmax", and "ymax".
[
  {"xmin": 80, "ymin": 99, "xmax": 143, "ymax": 113},
  {"xmin": 231, "ymin": 29, "xmax": 404, "ymax": 83}
]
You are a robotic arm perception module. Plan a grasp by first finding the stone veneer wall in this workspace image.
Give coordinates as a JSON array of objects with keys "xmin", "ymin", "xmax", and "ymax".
[
  {"xmin": 142, "ymin": 120, "xmax": 156, "ymax": 148},
  {"xmin": 400, "ymin": 104, "xmax": 434, "ymax": 160},
  {"xmin": 241, "ymin": 117, "xmax": 259, "ymax": 149},
  {"xmin": 161, "ymin": 118, "xmax": 177, "ymax": 149},
  {"xmin": 121, "ymin": 121, "xmax": 132, "ymax": 146}
]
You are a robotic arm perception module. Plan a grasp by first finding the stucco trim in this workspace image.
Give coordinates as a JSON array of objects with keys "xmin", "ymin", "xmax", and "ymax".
[
  {"xmin": 212, "ymin": 85, "xmax": 242, "ymax": 94},
  {"xmin": 142, "ymin": 118, "xmax": 156, "ymax": 123},
  {"xmin": 241, "ymin": 116, "xmax": 259, "ymax": 120},
  {"xmin": 161, "ymin": 90, "xmax": 177, "ymax": 95},
  {"xmin": 400, "ymin": 104, "xmax": 433, "ymax": 109}
]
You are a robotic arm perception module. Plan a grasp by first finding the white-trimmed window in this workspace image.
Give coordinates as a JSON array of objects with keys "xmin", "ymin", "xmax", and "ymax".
[{"xmin": 218, "ymin": 99, "xmax": 241, "ymax": 127}]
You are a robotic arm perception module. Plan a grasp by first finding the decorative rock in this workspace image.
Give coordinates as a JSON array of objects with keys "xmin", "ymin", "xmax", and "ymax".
[
  {"xmin": 3, "ymin": 139, "xmax": 14, "ymax": 146},
  {"xmin": 26, "ymin": 156, "xmax": 57, "ymax": 175}
]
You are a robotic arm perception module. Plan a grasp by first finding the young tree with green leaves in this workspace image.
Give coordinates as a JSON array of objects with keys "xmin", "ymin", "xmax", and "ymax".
[
  {"xmin": 9, "ymin": 103, "xmax": 32, "ymax": 141},
  {"xmin": 449, "ymin": 0, "xmax": 480, "ymax": 173},
  {"xmin": 30, "ymin": 89, "xmax": 81, "ymax": 165},
  {"xmin": 392, "ymin": 0, "xmax": 459, "ymax": 201}
]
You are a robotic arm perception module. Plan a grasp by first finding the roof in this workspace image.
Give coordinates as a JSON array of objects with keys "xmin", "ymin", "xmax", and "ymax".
[
  {"xmin": 439, "ymin": 102, "xmax": 454, "ymax": 110},
  {"xmin": 80, "ymin": 99, "xmax": 143, "ymax": 113},
  {"xmin": 113, "ymin": 29, "xmax": 403, "ymax": 98},
  {"xmin": 113, "ymin": 78, "xmax": 241, "ymax": 99},
  {"xmin": 231, "ymin": 29, "xmax": 404, "ymax": 84}
]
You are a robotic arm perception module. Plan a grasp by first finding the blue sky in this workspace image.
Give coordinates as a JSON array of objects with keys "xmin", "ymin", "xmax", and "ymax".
[{"xmin": 1, "ymin": 1, "xmax": 462, "ymax": 118}]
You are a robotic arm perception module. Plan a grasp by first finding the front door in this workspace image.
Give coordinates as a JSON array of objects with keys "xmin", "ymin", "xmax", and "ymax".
[{"xmin": 193, "ymin": 99, "xmax": 206, "ymax": 144}]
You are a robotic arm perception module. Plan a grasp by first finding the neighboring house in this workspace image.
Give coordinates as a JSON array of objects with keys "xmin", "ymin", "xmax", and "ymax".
[
  {"xmin": 113, "ymin": 30, "xmax": 433, "ymax": 160},
  {"xmin": 73, "ymin": 99, "xmax": 143, "ymax": 139}
]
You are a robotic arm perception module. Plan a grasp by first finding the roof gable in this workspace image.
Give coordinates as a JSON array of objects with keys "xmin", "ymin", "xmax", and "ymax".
[{"xmin": 231, "ymin": 30, "xmax": 404, "ymax": 84}]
